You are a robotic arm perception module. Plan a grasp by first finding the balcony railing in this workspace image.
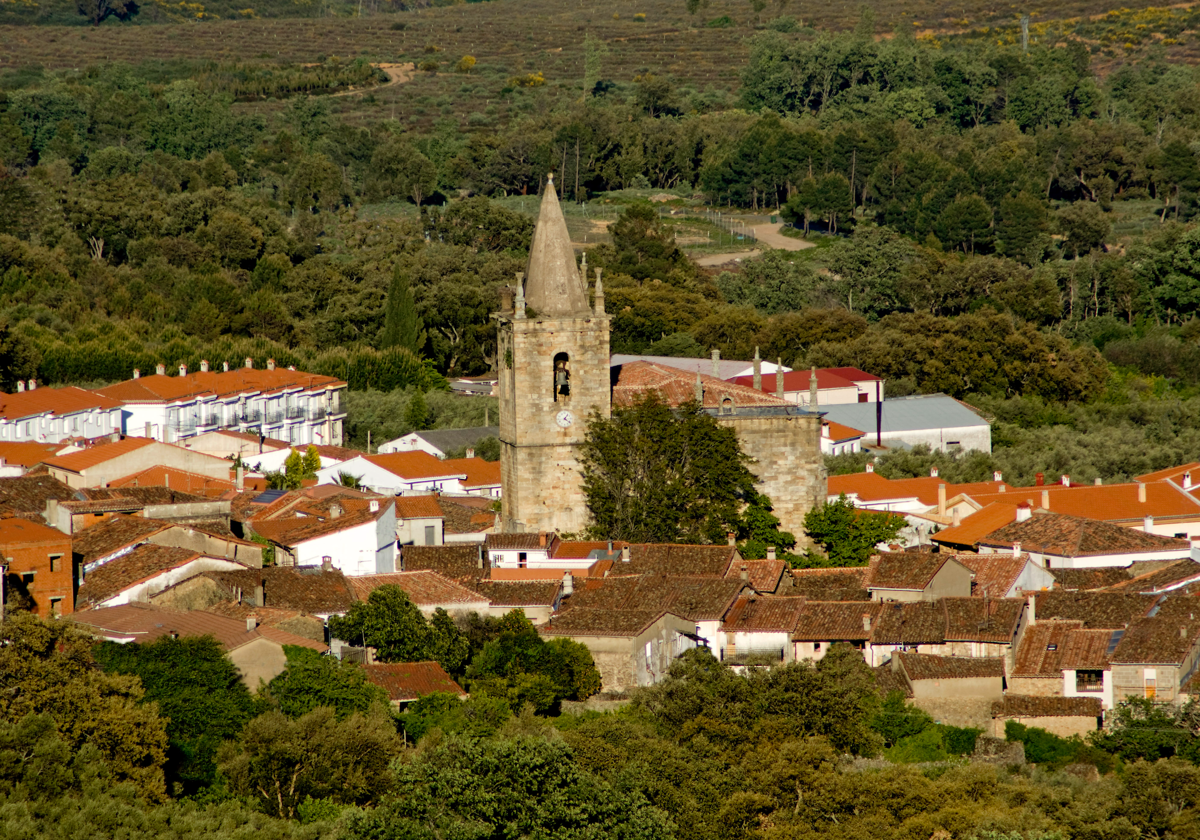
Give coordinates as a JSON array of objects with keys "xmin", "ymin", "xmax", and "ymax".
[
  {"xmin": 237, "ymin": 410, "xmax": 262, "ymax": 424},
  {"xmin": 309, "ymin": 407, "xmax": 328, "ymax": 421},
  {"xmin": 263, "ymin": 411, "xmax": 284, "ymax": 425},
  {"xmin": 285, "ymin": 406, "xmax": 306, "ymax": 420},
  {"xmin": 200, "ymin": 413, "xmax": 221, "ymax": 427}
]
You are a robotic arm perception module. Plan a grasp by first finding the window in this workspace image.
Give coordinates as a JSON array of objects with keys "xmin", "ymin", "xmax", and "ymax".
[
  {"xmin": 1176, "ymin": 533, "xmax": 1188, "ymax": 539},
  {"xmin": 21, "ymin": 572, "xmax": 33, "ymax": 585},
  {"xmin": 720, "ymin": 397, "xmax": 734, "ymax": 415},
  {"xmin": 553, "ymin": 353, "xmax": 570, "ymax": 401},
  {"xmin": 1145, "ymin": 678, "xmax": 1157, "ymax": 699},
  {"xmin": 424, "ymin": 525, "xmax": 436, "ymax": 545},
  {"xmin": 518, "ymin": 551, "xmax": 527, "ymax": 568},
  {"xmin": 858, "ymin": 393, "xmax": 868, "ymax": 403},
  {"xmin": 1076, "ymin": 670, "xmax": 1104, "ymax": 692},
  {"xmin": 49, "ymin": 554, "xmax": 62, "ymax": 573},
  {"xmin": 49, "ymin": 598, "xmax": 62, "ymax": 618},
  {"xmin": 814, "ymin": 642, "xmax": 822, "ymax": 652}
]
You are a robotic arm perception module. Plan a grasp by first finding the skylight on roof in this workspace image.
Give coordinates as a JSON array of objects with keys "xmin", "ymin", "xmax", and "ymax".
[{"xmin": 253, "ymin": 489, "xmax": 287, "ymax": 504}]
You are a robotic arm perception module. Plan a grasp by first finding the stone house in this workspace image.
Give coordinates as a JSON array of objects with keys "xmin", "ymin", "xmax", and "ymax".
[
  {"xmin": 362, "ymin": 662, "xmax": 466, "ymax": 708},
  {"xmin": 719, "ymin": 595, "xmax": 806, "ymax": 666},
  {"xmin": 75, "ymin": 543, "xmax": 247, "ymax": 612},
  {"xmin": 1109, "ymin": 600, "xmax": 1200, "ymax": 705},
  {"xmin": 865, "ymin": 553, "xmax": 974, "ymax": 602},
  {"xmin": 539, "ymin": 607, "xmax": 698, "ymax": 692},
  {"xmin": 990, "ymin": 695, "xmax": 1103, "ymax": 739},
  {"xmin": 1009, "ymin": 619, "xmax": 1116, "ymax": 709},
  {"xmin": 892, "ymin": 651, "xmax": 1006, "ymax": 700},
  {"xmin": 395, "ymin": 495, "xmax": 445, "ymax": 547}
]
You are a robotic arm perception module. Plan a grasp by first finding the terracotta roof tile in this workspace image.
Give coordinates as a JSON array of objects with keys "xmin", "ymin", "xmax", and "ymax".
[
  {"xmin": 77, "ymin": 544, "xmax": 201, "ymax": 608},
  {"xmin": 1137, "ymin": 463, "xmax": 1200, "ymax": 484},
  {"xmin": 69, "ymin": 603, "xmax": 326, "ymax": 652},
  {"xmin": 204, "ymin": 567, "xmax": 356, "ymax": 614},
  {"xmin": 1012, "ymin": 620, "xmax": 1087, "ymax": 677},
  {"xmin": 468, "ymin": 580, "xmax": 561, "ymax": 607},
  {"xmin": 1049, "ymin": 567, "xmax": 1132, "ymax": 591},
  {"xmin": 953, "ymin": 552, "xmax": 1034, "ymax": 598},
  {"xmin": 72, "ymin": 515, "xmax": 173, "ymax": 565},
  {"xmin": 0, "ymin": 442, "xmax": 65, "ymax": 469},
  {"xmin": 1034, "ymin": 591, "xmax": 1157, "ymax": 628},
  {"xmin": 486, "ymin": 532, "xmax": 556, "ymax": 551},
  {"xmin": 828, "ymin": 472, "xmax": 1007, "ymax": 508},
  {"xmin": 968, "ymin": 481, "xmax": 1200, "ymax": 524},
  {"xmin": 612, "ymin": 361, "xmax": 790, "ymax": 409},
  {"xmin": 873, "ymin": 664, "xmax": 913, "ymax": 697},
  {"xmin": 897, "ymin": 651, "xmax": 1005, "ymax": 680},
  {"xmin": 721, "ymin": 595, "xmax": 805, "ymax": 632},
  {"xmin": 979, "ymin": 512, "xmax": 1192, "ymax": 557},
  {"xmin": 540, "ymin": 607, "xmax": 671, "ymax": 637},
  {"xmin": 1111, "ymin": 614, "xmax": 1200, "ymax": 665},
  {"xmin": 942, "ymin": 597, "xmax": 1024, "ymax": 643},
  {"xmin": 789, "ymin": 567, "xmax": 870, "ymax": 601},
  {"xmin": 438, "ymin": 496, "xmax": 496, "ymax": 535},
  {"xmin": 401, "ymin": 544, "xmax": 484, "ymax": 580},
  {"xmin": 363, "ymin": 451, "xmax": 468, "ymax": 481},
  {"xmin": 108, "ymin": 466, "xmax": 235, "ymax": 498},
  {"xmin": 932, "ymin": 504, "xmax": 1019, "ymax": 550},
  {"xmin": 553, "ymin": 540, "xmax": 627, "ymax": 561},
  {"xmin": 346, "ymin": 571, "xmax": 488, "ymax": 607},
  {"xmin": 43, "ymin": 437, "xmax": 156, "ymax": 473},
  {"xmin": 394, "ymin": 495, "xmax": 445, "ymax": 520},
  {"xmin": 563, "ymin": 574, "xmax": 745, "ymax": 621},
  {"xmin": 249, "ymin": 503, "xmax": 387, "ymax": 547},
  {"xmin": 725, "ymin": 558, "xmax": 786, "ymax": 592},
  {"xmin": 441, "ymin": 457, "xmax": 501, "ymax": 489},
  {"xmin": 730, "ymin": 368, "xmax": 858, "ymax": 393},
  {"xmin": 96, "ymin": 368, "xmax": 344, "ymax": 403},
  {"xmin": 993, "ymin": 695, "xmax": 1103, "ymax": 718},
  {"xmin": 1105, "ymin": 560, "xmax": 1200, "ymax": 593},
  {"xmin": 0, "ymin": 516, "xmax": 70, "ymax": 546},
  {"xmin": 865, "ymin": 553, "xmax": 960, "ymax": 592},
  {"xmin": 363, "ymin": 662, "xmax": 465, "ymax": 701},
  {"xmin": 823, "ymin": 420, "xmax": 864, "ymax": 443},
  {"xmin": 871, "ymin": 600, "xmax": 947, "ymax": 644},
  {"xmin": 625, "ymin": 544, "xmax": 739, "ymax": 577},
  {"xmin": 0, "ymin": 386, "xmax": 121, "ymax": 421},
  {"xmin": 792, "ymin": 601, "xmax": 882, "ymax": 641}
]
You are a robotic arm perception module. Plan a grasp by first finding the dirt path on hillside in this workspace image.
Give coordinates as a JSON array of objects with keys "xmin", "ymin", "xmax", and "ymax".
[
  {"xmin": 695, "ymin": 249, "xmax": 761, "ymax": 267},
  {"xmin": 330, "ymin": 62, "xmax": 414, "ymax": 97},
  {"xmin": 750, "ymin": 223, "xmax": 815, "ymax": 251}
]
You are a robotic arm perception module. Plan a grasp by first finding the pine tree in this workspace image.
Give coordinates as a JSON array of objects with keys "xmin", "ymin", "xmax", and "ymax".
[{"xmin": 379, "ymin": 269, "xmax": 425, "ymax": 354}]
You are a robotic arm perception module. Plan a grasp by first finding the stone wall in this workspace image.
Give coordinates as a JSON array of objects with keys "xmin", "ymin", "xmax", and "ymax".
[
  {"xmin": 909, "ymin": 696, "xmax": 996, "ymax": 729},
  {"xmin": 1007, "ymin": 677, "xmax": 1063, "ymax": 697},
  {"xmin": 718, "ymin": 412, "xmax": 825, "ymax": 548},
  {"xmin": 990, "ymin": 715, "xmax": 1099, "ymax": 740}
]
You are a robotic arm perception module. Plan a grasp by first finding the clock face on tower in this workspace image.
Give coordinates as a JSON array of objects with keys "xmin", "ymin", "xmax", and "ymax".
[{"xmin": 555, "ymin": 410, "xmax": 574, "ymax": 428}]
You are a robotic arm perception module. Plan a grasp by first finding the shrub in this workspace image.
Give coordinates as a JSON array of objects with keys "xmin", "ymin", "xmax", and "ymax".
[
  {"xmin": 633, "ymin": 12, "xmax": 645, "ymax": 21},
  {"xmin": 456, "ymin": 55, "xmax": 476, "ymax": 73},
  {"xmin": 706, "ymin": 14, "xmax": 733, "ymax": 27}
]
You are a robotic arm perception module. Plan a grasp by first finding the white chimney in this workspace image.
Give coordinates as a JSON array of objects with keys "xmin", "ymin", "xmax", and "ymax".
[
  {"xmin": 822, "ymin": 423, "xmax": 831, "ymax": 439},
  {"xmin": 766, "ymin": 546, "xmax": 776, "ymax": 561},
  {"xmin": 727, "ymin": 531, "xmax": 736, "ymax": 547},
  {"xmin": 1095, "ymin": 478, "xmax": 1102, "ymax": 485},
  {"xmin": 236, "ymin": 465, "xmax": 245, "ymax": 492},
  {"xmin": 179, "ymin": 364, "xmax": 187, "ymax": 376},
  {"xmin": 993, "ymin": 471, "xmax": 1002, "ymax": 482},
  {"xmin": 1145, "ymin": 515, "xmax": 1154, "ymax": 531},
  {"xmin": 1026, "ymin": 593, "xmax": 1036, "ymax": 626},
  {"xmin": 1016, "ymin": 502, "xmax": 1032, "ymax": 522},
  {"xmin": 156, "ymin": 363, "xmax": 166, "ymax": 375},
  {"xmin": 15, "ymin": 381, "xmax": 23, "ymax": 393},
  {"xmin": 862, "ymin": 613, "xmax": 872, "ymax": 632},
  {"xmin": 1062, "ymin": 474, "xmax": 1071, "ymax": 487},
  {"xmin": 1139, "ymin": 483, "xmax": 1147, "ymax": 503},
  {"xmin": 938, "ymin": 484, "xmax": 947, "ymax": 516},
  {"xmin": 1012, "ymin": 541, "xmax": 1021, "ymax": 556},
  {"xmin": 1185, "ymin": 471, "xmax": 1194, "ymax": 491},
  {"xmin": 1041, "ymin": 490, "xmax": 1050, "ymax": 510},
  {"xmin": 952, "ymin": 507, "xmax": 961, "ymax": 527},
  {"xmin": 466, "ymin": 448, "xmax": 475, "ymax": 459},
  {"xmin": 246, "ymin": 615, "xmax": 258, "ymax": 632},
  {"xmin": 200, "ymin": 360, "xmax": 209, "ymax": 372},
  {"xmin": 369, "ymin": 500, "xmax": 380, "ymax": 512},
  {"xmin": 245, "ymin": 357, "xmax": 254, "ymax": 369},
  {"xmin": 621, "ymin": 545, "xmax": 630, "ymax": 562},
  {"xmin": 132, "ymin": 369, "xmax": 140, "ymax": 379},
  {"xmin": 322, "ymin": 556, "xmax": 332, "ymax": 572},
  {"xmin": 267, "ymin": 358, "xmax": 276, "ymax": 371},
  {"xmin": 866, "ymin": 462, "xmax": 875, "ymax": 473},
  {"xmin": 27, "ymin": 380, "xmax": 35, "ymax": 391},
  {"xmin": 562, "ymin": 571, "xmax": 574, "ymax": 597},
  {"xmin": 930, "ymin": 466, "xmax": 939, "ymax": 478},
  {"xmin": 223, "ymin": 361, "xmax": 230, "ymax": 372}
]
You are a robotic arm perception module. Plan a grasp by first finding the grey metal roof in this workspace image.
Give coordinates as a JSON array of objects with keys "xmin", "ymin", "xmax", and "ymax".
[
  {"xmin": 818, "ymin": 395, "xmax": 988, "ymax": 434},
  {"xmin": 414, "ymin": 426, "xmax": 499, "ymax": 452}
]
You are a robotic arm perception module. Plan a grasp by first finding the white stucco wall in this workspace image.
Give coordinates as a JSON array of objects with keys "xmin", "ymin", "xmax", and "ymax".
[{"xmin": 315, "ymin": 457, "xmax": 465, "ymax": 495}]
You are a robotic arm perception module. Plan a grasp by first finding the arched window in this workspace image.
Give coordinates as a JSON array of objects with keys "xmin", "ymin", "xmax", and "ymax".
[
  {"xmin": 720, "ymin": 396, "xmax": 734, "ymax": 415},
  {"xmin": 553, "ymin": 353, "xmax": 570, "ymax": 401}
]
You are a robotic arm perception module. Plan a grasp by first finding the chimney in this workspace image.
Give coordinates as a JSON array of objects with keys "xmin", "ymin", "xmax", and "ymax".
[
  {"xmin": 711, "ymin": 348, "xmax": 720, "ymax": 377},
  {"xmin": 499, "ymin": 285, "xmax": 514, "ymax": 315},
  {"xmin": 621, "ymin": 545, "xmax": 631, "ymax": 562},
  {"xmin": 288, "ymin": 365, "xmax": 296, "ymax": 371},
  {"xmin": 132, "ymin": 369, "xmax": 140, "ymax": 379},
  {"xmin": 1139, "ymin": 483, "xmax": 1147, "ymax": 503},
  {"xmin": 727, "ymin": 531, "xmax": 736, "ymax": 547},
  {"xmin": 753, "ymin": 347, "xmax": 762, "ymax": 391},
  {"xmin": 539, "ymin": 533, "xmax": 546, "ymax": 547},
  {"xmin": 200, "ymin": 360, "xmax": 209, "ymax": 372},
  {"xmin": 930, "ymin": 465, "xmax": 939, "ymax": 478},
  {"xmin": 739, "ymin": 564, "xmax": 749, "ymax": 582},
  {"xmin": 245, "ymin": 357, "xmax": 253, "ymax": 369},
  {"xmin": 254, "ymin": 583, "xmax": 264, "ymax": 607},
  {"xmin": 1036, "ymin": 472, "xmax": 1044, "ymax": 486},
  {"xmin": 862, "ymin": 613, "xmax": 872, "ymax": 633},
  {"xmin": 866, "ymin": 461, "xmax": 875, "ymax": 473},
  {"xmin": 322, "ymin": 556, "xmax": 332, "ymax": 572},
  {"xmin": 694, "ymin": 373, "xmax": 704, "ymax": 404},
  {"xmin": 369, "ymin": 500, "xmax": 380, "ymax": 512},
  {"xmin": 15, "ymin": 381, "xmax": 23, "ymax": 393},
  {"xmin": 145, "ymin": 422, "xmax": 152, "ymax": 438},
  {"xmin": 993, "ymin": 471, "xmax": 1002, "ymax": 482},
  {"xmin": 766, "ymin": 546, "xmax": 776, "ymax": 561},
  {"xmin": 267, "ymin": 359, "xmax": 276, "ymax": 371},
  {"xmin": 246, "ymin": 615, "xmax": 258, "ymax": 632},
  {"xmin": 1062, "ymin": 474, "xmax": 1070, "ymax": 487},
  {"xmin": 156, "ymin": 363, "xmax": 165, "ymax": 375},
  {"xmin": 1144, "ymin": 514, "xmax": 1154, "ymax": 531},
  {"xmin": 822, "ymin": 423, "xmax": 831, "ymax": 439},
  {"xmin": 562, "ymin": 571, "xmax": 574, "ymax": 597},
  {"xmin": 937, "ymin": 483, "xmax": 947, "ymax": 516},
  {"xmin": 1026, "ymin": 593, "xmax": 1036, "ymax": 626},
  {"xmin": 1183, "ymin": 626, "xmax": 1189, "ymax": 640},
  {"xmin": 1095, "ymin": 478, "xmax": 1102, "ymax": 486},
  {"xmin": 27, "ymin": 380, "xmax": 35, "ymax": 391},
  {"xmin": 1041, "ymin": 490, "xmax": 1050, "ymax": 509},
  {"xmin": 1016, "ymin": 502, "xmax": 1032, "ymax": 522},
  {"xmin": 110, "ymin": 431, "xmax": 120, "ymax": 443},
  {"xmin": 477, "ymin": 545, "xmax": 485, "ymax": 569},
  {"xmin": 330, "ymin": 503, "xmax": 343, "ymax": 519},
  {"xmin": 223, "ymin": 361, "xmax": 230, "ymax": 372},
  {"xmin": 466, "ymin": 448, "xmax": 475, "ymax": 459},
  {"xmin": 1012, "ymin": 541, "xmax": 1021, "ymax": 556},
  {"xmin": 236, "ymin": 465, "xmax": 245, "ymax": 492},
  {"xmin": 164, "ymin": 472, "xmax": 169, "ymax": 489},
  {"xmin": 776, "ymin": 359, "xmax": 784, "ymax": 398},
  {"xmin": 1185, "ymin": 471, "xmax": 1194, "ymax": 491},
  {"xmin": 179, "ymin": 364, "xmax": 187, "ymax": 377},
  {"xmin": 952, "ymin": 507, "xmax": 961, "ymax": 527}
]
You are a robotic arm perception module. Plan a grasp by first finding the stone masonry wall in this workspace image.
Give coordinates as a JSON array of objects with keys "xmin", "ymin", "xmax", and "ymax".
[
  {"xmin": 1007, "ymin": 677, "xmax": 1063, "ymax": 697},
  {"xmin": 718, "ymin": 413, "xmax": 825, "ymax": 548}
]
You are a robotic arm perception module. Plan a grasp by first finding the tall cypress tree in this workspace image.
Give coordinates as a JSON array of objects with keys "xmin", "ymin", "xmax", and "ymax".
[{"xmin": 379, "ymin": 268, "xmax": 425, "ymax": 354}]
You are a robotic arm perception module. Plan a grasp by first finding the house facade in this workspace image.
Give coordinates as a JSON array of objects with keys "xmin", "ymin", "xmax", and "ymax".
[
  {"xmin": 0, "ymin": 517, "xmax": 74, "ymax": 618},
  {"xmin": 0, "ymin": 384, "xmax": 123, "ymax": 444}
]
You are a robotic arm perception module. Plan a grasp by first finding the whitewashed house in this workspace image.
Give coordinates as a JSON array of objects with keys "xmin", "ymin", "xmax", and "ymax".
[
  {"xmin": 0, "ymin": 383, "xmax": 123, "ymax": 443},
  {"xmin": 315, "ymin": 452, "xmax": 468, "ymax": 495}
]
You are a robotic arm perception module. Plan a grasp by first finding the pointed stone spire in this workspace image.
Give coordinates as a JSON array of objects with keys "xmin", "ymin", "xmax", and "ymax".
[
  {"xmin": 753, "ymin": 347, "xmax": 762, "ymax": 391},
  {"xmin": 776, "ymin": 358, "xmax": 784, "ymax": 398},
  {"xmin": 593, "ymin": 268, "xmax": 605, "ymax": 315},
  {"xmin": 695, "ymin": 372, "xmax": 704, "ymax": 404},
  {"xmin": 809, "ymin": 365, "xmax": 819, "ymax": 408},
  {"xmin": 524, "ymin": 174, "xmax": 589, "ymax": 317},
  {"xmin": 514, "ymin": 272, "xmax": 527, "ymax": 320}
]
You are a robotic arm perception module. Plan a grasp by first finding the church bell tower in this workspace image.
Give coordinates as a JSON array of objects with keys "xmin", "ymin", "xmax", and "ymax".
[{"xmin": 495, "ymin": 175, "xmax": 610, "ymax": 534}]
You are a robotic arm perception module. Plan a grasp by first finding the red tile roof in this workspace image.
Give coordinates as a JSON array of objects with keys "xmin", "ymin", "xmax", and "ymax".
[
  {"xmin": 823, "ymin": 367, "xmax": 882, "ymax": 383},
  {"xmin": 823, "ymin": 420, "xmax": 864, "ymax": 443},
  {"xmin": 612, "ymin": 361, "xmax": 789, "ymax": 409},
  {"xmin": 721, "ymin": 595, "xmax": 805, "ymax": 632},
  {"xmin": 993, "ymin": 695, "xmax": 1103, "ymax": 718},
  {"xmin": 954, "ymin": 552, "xmax": 1036, "ymax": 597},
  {"xmin": 726, "ymin": 558, "xmax": 786, "ymax": 592},
  {"xmin": 204, "ymin": 567, "xmax": 356, "ymax": 614},
  {"xmin": 362, "ymin": 661, "xmax": 465, "ymax": 701},
  {"xmin": 95, "ymin": 367, "xmax": 344, "ymax": 403},
  {"xmin": 1111, "ymin": 614, "xmax": 1200, "ymax": 665},
  {"xmin": 1012, "ymin": 620, "xmax": 1087, "ymax": 677},
  {"xmin": 1137, "ymin": 463, "xmax": 1200, "ymax": 486},
  {"xmin": 1106, "ymin": 560, "xmax": 1200, "ymax": 593},
  {"xmin": 72, "ymin": 515, "xmax": 173, "ymax": 565},
  {"xmin": 541, "ymin": 607, "xmax": 672, "ymax": 637},
  {"xmin": 979, "ymin": 512, "xmax": 1192, "ymax": 557},
  {"xmin": 1050, "ymin": 567, "xmax": 1132, "ymax": 591},
  {"xmin": 0, "ymin": 385, "xmax": 121, "ymax": 420},
  {"xmin": 401, "ymin": 544, "xmax": 484, "ymax": 580},
  {"xmin": 0, "ymin": 441, "xmax": 65, "ymax": 468},
  {"xmin": 730, "ymin": 368, "xmax": 858, "ymax": 393},
  {"xmin": 364, "ymin": 451, "xmax": 468, "ymax": 481},
  {"xmin": 0, "ymin": 516, "xmax": 69, "ymax": 546},
  {"xmin": 968, "ymin": 481, "xmax": 1200, "ymax": 523},
  {"xmin": 828, "ymin": 472, "xmax": 1008, "ymax": 508},
  {"xmin": 625, "ymin": 544, "xmax": 740, "ymax": 577},
  {"xmin": 346, "ymin": 571, "xmax": 488, "ymax": 607},
  {"xmin": 792, "ymin": 601, "xmax": 882, "ymax": 641},
  {"xmin": 468, "ymin": 580, "xmax": 561, "ymax": 607},
  {"xmin": 108, "ymin": 466, "xmax": 235, "ymax": 498},
  {"xmin": 871, "ymin": 600, "xmax": 947, "ymax": 644},
  {"xmin": 441, "ymin": 457, "xmax": 501, "ymax": 488},
  {"xmin": 564, "ymin": 573, "xmax": 746, "ymax": 621},
  {"xmin": 69, "ymin": 603, "xmax": 326, "ymax": 652},
  {"xmin": 553, "ymin": 540, "xmax": 627, "ymax": 560},
  {"xmin": 394, "ymin": 495, "xmax": 446, "ymax": 520},
  {"xmin": 1034, "ymin": 591, "xmax": 1157, "ymax": 629},
  {"xmin": 789, "ymin": 567, "xmax": 870, "ymax": 601},
  {"xmin": 865, "ymin": 553, "xmax": 963, "ymax": 592},
  {"xmin": 44, "ymin": 437, "xmax": 156, "ymax": 473},
  {"xmin": 77, "ymin": 544, "xmax": 202, "ymax": 608},
  {"xmin": 932, "ymin": 504, "xmax": 1019, "ymax": 550},
  {"xmin": 897, "ymin": 651, "xmax": 1005, "ymax": 680},
  {"xmin": 249, "ymin": 503, "xmax": 387, "ymax": 547},
  {"xmin": 942, "ymin": 597, "xmax": 1025, "ymax": 643}
]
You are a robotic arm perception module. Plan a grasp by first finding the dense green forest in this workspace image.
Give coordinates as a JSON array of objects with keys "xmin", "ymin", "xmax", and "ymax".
[{"xmin": 11, "ymin": 607, "xmax": 1200, "ymax": 840}]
